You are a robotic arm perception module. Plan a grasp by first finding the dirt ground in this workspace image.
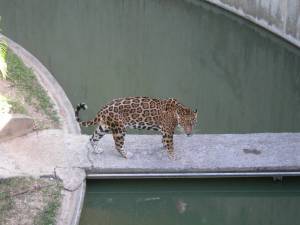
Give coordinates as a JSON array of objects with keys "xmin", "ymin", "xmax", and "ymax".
[{"xmin": 0, "ymin": 177, "xmax": 62, "ymax": 225}]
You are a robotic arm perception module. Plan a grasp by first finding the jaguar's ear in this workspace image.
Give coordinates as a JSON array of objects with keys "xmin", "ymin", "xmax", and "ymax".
[{"xmin": 167, "ymin": 98, "xmax": 178, "ymax": 105}]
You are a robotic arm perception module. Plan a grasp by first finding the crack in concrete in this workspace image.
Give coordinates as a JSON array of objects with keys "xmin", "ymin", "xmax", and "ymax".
[
  {"xmin": 243, "ymin": 148, "xmax": 262, "ymax": 155},
  {"xmin": 62, "ymin": 183, "xmax": 83, "ymax": 192},
  {"xmin": 0, "ymin": 166, "xmax": 9, "ymax": 171}
]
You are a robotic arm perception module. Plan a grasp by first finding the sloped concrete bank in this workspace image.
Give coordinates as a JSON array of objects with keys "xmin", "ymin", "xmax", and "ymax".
[
  {"xmin": 1, "ymin": 33, "xmax": 80, "ymax": 134},
  {"xmin": 202, "ymin": 0, "xmax": 300, "ymax": 48},
  {"xmin": 0, "ymin": 34, "xmax": 84, "ymax": 225}
]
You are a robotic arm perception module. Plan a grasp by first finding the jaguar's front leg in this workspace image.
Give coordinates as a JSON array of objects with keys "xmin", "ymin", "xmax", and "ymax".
[
  {"xmin": 162, "ymin": 132, "xmax": 175, "ymax": 160},
  {"xmin": 162, "ymin": 137, "xmax": 167, "ymax": 149}
]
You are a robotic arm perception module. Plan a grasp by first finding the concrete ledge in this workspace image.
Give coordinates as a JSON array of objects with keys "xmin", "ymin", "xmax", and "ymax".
[
  {"xmin": 56, "ymin": 180, "xmax": 86, "ymax": 225},
  {"xmin": 1, "ymin": 129, "xmax": 299, "ymax": 224},
  {"xmin": 86, "ymin": 133, "xmax": 300, "ymax": 177},
  {"xmin": 4, "ymin": 130, "xmax": 299, "ymax": 180},
  {"xmin": 0, "ymin": 114, "xmax": 34, "ymax": 143}
]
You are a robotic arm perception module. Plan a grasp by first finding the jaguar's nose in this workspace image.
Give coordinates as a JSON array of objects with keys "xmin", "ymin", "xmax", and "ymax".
[{"xmin": 185, "ymin": 126, "xmax": 192, "ymax": 136}]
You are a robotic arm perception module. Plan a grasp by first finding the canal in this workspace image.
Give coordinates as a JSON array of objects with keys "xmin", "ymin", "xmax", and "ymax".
[
  {"xmin": 0, "ymin": 1, "xmax": 300, "ymax": 224},
  {"xmin": 80, "ymin": 178, "xmax": 300, "ymax": 225}
]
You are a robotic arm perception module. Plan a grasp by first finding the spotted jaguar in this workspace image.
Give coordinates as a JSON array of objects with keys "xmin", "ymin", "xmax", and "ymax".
[{"xmin": 75, "ymin": 96, "xmax": 197, "ymax": 159}]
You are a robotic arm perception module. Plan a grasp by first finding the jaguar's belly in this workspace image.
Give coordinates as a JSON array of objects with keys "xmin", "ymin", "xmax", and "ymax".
[{"xmin": 126, "ymin": 121, "xmax": 161, "ymax": 131}]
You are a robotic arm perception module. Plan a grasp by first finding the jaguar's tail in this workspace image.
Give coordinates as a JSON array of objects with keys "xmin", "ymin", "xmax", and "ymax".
[{"xmin": 75, "ymin": 103, "xmax": 97, "ymax": 127}]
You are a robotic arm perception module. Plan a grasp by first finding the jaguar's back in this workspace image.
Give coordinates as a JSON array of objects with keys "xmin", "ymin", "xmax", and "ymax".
[{"xmin": 100, "ymin": 96, "xmax": 163, "ymax": 131}]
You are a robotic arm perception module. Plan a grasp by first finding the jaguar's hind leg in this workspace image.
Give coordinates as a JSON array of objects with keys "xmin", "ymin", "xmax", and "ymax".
[
  {"xmin": 89, "ymin": 125, "xmax": 109, "ymax": 154},
  {"xmin": 112, "ymin": 127, "xmax": 128, "ymax": 158}
]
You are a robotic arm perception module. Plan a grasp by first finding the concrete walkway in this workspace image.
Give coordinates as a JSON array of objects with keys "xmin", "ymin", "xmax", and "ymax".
[
  {"xmin": 1, "ymin": 129, "xmax": 299, "ymax": 225},
  {"xmin": 86, "ymin": 132, "xmax": 300, "ymax": 177},
  {"xmin": 0, "ymin": 130, "xmax": 88, "ymax": 187},
  {"xmin": 0, "ymin": 129, "xmax": 88, "ymax": 225},
  {"xmin": 3, "ymin": 130, "xmax": 299, "ymax": 180}
]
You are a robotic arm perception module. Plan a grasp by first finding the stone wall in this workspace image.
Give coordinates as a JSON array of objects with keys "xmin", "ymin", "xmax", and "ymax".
[{"xmin": 204, "ymin": 0, "xmax": 300, "ymax": 48}]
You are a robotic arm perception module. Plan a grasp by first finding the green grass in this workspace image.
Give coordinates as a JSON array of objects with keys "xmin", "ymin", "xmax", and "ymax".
[
  {"xmin": 6, "ymin": 49, "xmax": 60, "ymax": 126},
  {"xmin": 0, "ymin": 39, "xmax": 7, "ymax": 79},
  {"xmin": 34, "ymin": 188, "xmax": 62, "ymax": 225},
  {"xmin": 0, "ymin": 94, "xmax": 27, "ymax": 114},
  {"xmin": 0, "ymin": 180, "xmax": 14, "ymax": 223},
  {"xmin": 7, "ymin": 98, "xmax": 27, "ymax": 114},
  {"xmin": 0, "ymin": 177, "xmax": 62, "ymax": 225},
  {"xmin": 0, "ymin": 177, "xmax": 33, "ymax": 223}
]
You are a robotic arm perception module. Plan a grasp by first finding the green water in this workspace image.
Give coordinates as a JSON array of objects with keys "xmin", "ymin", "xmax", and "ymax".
[
  {"xmin": 0, "ymin": 0, "xmax": 300, "ymax": 133},
  {"xmin": 80, "ymin": 178, "xmax": 300, "ymax": 225}
]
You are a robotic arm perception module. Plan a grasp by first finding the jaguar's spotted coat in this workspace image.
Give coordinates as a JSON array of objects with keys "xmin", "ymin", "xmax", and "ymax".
[{"xmin": 75, "ymin": 96, "xmax": 197, "ymax": 159}]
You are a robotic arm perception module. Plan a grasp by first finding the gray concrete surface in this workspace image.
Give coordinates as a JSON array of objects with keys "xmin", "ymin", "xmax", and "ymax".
[
  {"xmin": 2, "ymin": 129, "xmax": 300, "ymax": 178},
  {"xmin": 0, "ymin": 129, "xmax": 89, "ymax": 225},
  {"xmin": 0, "ymin": 114, "xmax": 34, "ymax": 142},
  {"xmin": 0, "ymin": 129, "xmax": 90, "ymax": 178},
  {"xmin": 1, "ymin": 130, "xmax": 300, "ymax": 179},
  {"xmin": 202, "ymin": 0, "xmax": 300, "ymax": 48},
  {"xmin": 1, "ymin": 129, "xmax": 299, "ymax": 223},
  {"xmin": 87, "ymin": 132, "xmax": 300, "ymax": 175}
]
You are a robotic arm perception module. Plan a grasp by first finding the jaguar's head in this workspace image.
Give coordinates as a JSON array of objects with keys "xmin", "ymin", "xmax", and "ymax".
[{"xmin": 177, "ymin": 108, "xmax": 198, "ymax": 136}]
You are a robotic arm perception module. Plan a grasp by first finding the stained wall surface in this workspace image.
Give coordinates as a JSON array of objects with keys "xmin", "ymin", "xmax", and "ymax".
[{"xmin": 204, "ymin": 0, "xmax": 300, "ymax": 47}]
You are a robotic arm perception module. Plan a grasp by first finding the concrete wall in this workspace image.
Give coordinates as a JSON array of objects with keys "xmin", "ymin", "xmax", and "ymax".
[{"xmin": 204, "ymin": 0, "xmax": 300, "ymax": 48}]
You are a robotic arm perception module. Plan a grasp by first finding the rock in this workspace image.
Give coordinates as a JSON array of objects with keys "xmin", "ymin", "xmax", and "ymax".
[
  {"xmin": 55, "ymin": 167, "xmax": 86, "ymax": 192},
  {"xmin": 0, "ymin": 114, "xmax": 34, "ymax": 142}
]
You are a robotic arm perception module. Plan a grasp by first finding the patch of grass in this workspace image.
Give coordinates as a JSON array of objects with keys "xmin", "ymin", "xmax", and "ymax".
[
  {"xmin": 7, "ymin": 98, "xmax": 27, "ymax": 114},
  {"xmin": 0, "ymin": 31, "xmax": 8, "ymax": 79},
  {"xmin": 0, "ymin": 177, "xmax": 33, "ymax": 223},
  {"xmin": 0, "ymin": 177, "xmax": 62, "ymax": 225},
  {"xmin": 0, "ymin": 94, "xmax": 27, "ymax": 114},
  {"xmin": 34, "ymin": 188, "xmax": 62, "ymax": 225},
  {"xmin": 33, "ymin": 119, "xmax": 51, "ymax": 130},
  {"xmin": 6, "ymin": 49, "xmax": 60, "ymax": 126},
  {"xmin": 0, "ymin": 183, "xmax": 14, "ymax": 223}
]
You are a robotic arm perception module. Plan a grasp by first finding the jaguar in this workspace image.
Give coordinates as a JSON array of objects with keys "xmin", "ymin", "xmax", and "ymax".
[{"xmin": 75, "ymin": 96, "xmax": 197, "ymax": 159}]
